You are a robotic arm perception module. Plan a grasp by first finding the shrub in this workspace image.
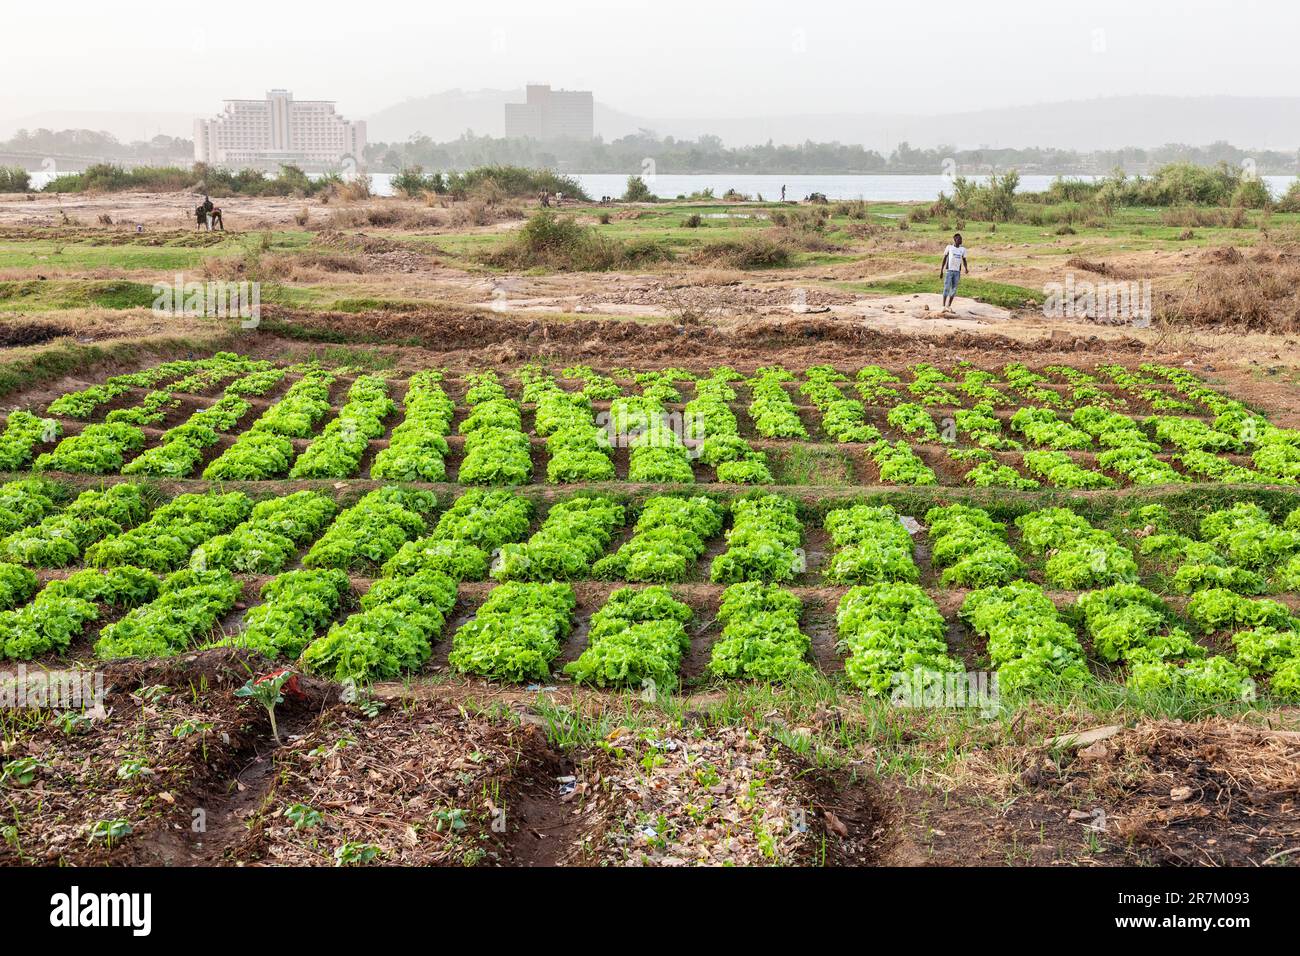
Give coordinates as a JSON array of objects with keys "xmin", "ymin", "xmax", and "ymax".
[
  {"xmin": 483, "ymin": 210, "xmax": 670, "ymax": 271},
  {"xmin": 622, "ymin": 176, "xmax": 656, "ymax": 202},
  {"xmin": 445, "ymin": 165, "xmax": 588, "ymax": 201},
  {"xmin": 391, "ymin": 165, "xmax": 446, "ymax": 197},
  {"xmin": 0, "ymin": 167, "xmax": 31, "ymax": 193},
  {"xmin": 1232, "ymin": 177, "xmax": 1272, "ymax": 209},
  {"xmin": 691, "ymin": 232, "xmax": 792, "ymax": 269},
  {"xmin": 950, "ymin": 171, "xmax": 1019, "ymax": 222},
  {"xmin": 1277, "ymin": 180, "xmax": 1300, "ymax": 213}
]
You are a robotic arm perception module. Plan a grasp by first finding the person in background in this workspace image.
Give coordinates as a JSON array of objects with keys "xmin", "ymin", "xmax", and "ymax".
[
  {"xmin": 195, "ymin": 195, "xmax": 214, "ymax": 231},
  {"xmin": 781, "ymin": 184, "xmax": 787, "ymax": 201},
  {"xmin": 940, "ymin": 233, "xmax": 969, "ymax": 310}
]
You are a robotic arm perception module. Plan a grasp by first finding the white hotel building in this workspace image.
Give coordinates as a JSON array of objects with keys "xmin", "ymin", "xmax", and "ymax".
[{"xmin": 194, "ymin": 90, "xmax": 366, "ymax": 171}]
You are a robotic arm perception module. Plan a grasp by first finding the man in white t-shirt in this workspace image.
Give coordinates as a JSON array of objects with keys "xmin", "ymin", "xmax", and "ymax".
[{"xmin": 940, "ymin": 233, "xmax": 969, "ymax": 310}]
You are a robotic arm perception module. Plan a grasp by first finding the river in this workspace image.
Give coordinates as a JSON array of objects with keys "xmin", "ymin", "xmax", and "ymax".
[{"xmin": 24, "ymin": 170, "xmax": 1300, "ymax": 203}]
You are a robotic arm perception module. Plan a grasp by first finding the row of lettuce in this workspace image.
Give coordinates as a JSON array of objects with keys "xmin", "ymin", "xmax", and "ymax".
[
  {"xmin": 0, "ymin": 485, "xmax": 812, "ymax": 692},
  {"xmin": 7, "ymin": 356, "xmax": 1293, "ymax": 491},
  {"xmin": 828, "ymin": 362, "xmax": 1298, "ymax": 489},
  {"xmin": 0, "ymin": 478, "xmax": 1298, "ymax": 704},
  {"xmin": 6, "ymin": 476, "xmax": 1296, "ymax": 590}
]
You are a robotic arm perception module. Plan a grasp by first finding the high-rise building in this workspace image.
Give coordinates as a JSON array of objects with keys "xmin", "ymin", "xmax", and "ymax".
[
  {"xmin": 504, "ymin": 85, "xmax": 594, "ymax": 140},
  {"xmin": 193, "ymin": 90, "xmax": 366, "ymax": 170}
]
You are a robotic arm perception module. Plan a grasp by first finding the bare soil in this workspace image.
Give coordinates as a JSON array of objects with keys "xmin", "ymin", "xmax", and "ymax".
[{"xmin": 3, "ymin": 650, "xmax": 1297, "ymax": 867}]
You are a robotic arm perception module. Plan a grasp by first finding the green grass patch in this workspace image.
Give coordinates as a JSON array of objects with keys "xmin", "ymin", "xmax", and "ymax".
[
  {"xmin": 510, "ymin": 664, "xmax": 1295, "ymax": 784},
  {"xmin": 841, "ymin": 275, "xmax": 1043, "ymax": 309},
  {"xmin": 767, "ymin": 445, "xmax": 855, "ymax": 486},
  {"xmin": 0, "ymin": 279, "xmax": 160, "ymax": 312},
  {"xmin": 0, "ymin": 331, "xmax": 237, "ymax": 401}
]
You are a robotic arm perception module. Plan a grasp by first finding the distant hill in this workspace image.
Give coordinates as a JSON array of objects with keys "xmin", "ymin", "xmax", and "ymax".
[
  {"xmin": 883, "ymin": 96, "xmax": 1300, "ymax": 152},
  {"xmin": 364, "ymin": 91, "xmax": 1300, "ymax": 153},
  {"xmin": 365, "ymin": 89, "xmax": 515, "ymax": 142},
  {"xmin": 5, "ymin": 94, "xmax": 1299, "ymax": 156}
]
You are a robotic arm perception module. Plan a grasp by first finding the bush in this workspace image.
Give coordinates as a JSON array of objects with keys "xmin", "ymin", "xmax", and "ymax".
[
  {"xmin": 445, "ymin": 165, "xmax": 589, "ymax": 201},
  {"xmin": 1232, "ymin": 176, "xmax": 1272, "ymax": 209},
  {"xmin": 391, "ymin": 165, "xmax": 446, "ymax": 198},
  {"xmin": 951, "ymin": 171, "xmax": 1019, "ymax": 222},
  {"xmin": 692, "ymin": 232, "xmax": 792, "ymax": 269},
  {"xmin": 40, "ymin": 162, "xmax": 341, "ymax": 197},
  {"xmin": 1092, "ymin": 162, "xmax": 1251, "ymax": 208},
  {"xmin": 1164, "ymin": 259, "xmax": 1300, "ymax": 332},
  {"xmin": 44, "ymin": 164, "xmax": 195, "ymax": 193},
  {"xmin": 1160, "ymin": 206, "xmax": 1246, "ymax": 228},
  {"xmin": 831, "ymin": 199, "xmax": 869, "ymax": 219},
  {"xmin": 1277, "ymin": 180, "xmax": 1300, "ymax": 213},
  {"xmin": 482, "ymin": 210, "xmax": 670, "ymax": 271},
  {"xmin": 0, "ymin": 167, "xmax": 31, "ymax": 193},
  {"xmin": 622, "ymin": 175, "xmax": 656, "ymax": 202},
  {"xmin": 331, "ymin": 174, "xmax": 372, "ymax": 202},
  {"xmin": 1041, "ymin": 177, "xmax": 1104, "ymax": 204}
]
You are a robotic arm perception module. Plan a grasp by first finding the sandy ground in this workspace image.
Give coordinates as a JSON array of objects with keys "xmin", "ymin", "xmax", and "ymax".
[
  {"xmin": 3, "ymin": 189, "xmax": 1299, "ymax": 370},
  {"xmin": 471, "ymin": 287, "xmax": 1015, "ymax": 333},
  {"xmin": 0, "ymin": 189, "xmax": 321, "ymax": 229}
]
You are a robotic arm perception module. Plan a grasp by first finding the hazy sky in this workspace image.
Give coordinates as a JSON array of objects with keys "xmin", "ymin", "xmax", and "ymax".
[{"xmin": 1, "ymin": 0, "xmax": 1293, "ymax": 124}]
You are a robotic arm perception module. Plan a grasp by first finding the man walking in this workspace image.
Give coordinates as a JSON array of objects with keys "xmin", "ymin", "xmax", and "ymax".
[{"xmin": 940, "ymin": 233, "xmax": 969, "ymax": 310}]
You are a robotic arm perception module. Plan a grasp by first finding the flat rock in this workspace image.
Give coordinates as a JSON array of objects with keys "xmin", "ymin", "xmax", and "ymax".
[{"xmin": 1046, "ymin": 724, "xmax": 1123, "ymax": 750}]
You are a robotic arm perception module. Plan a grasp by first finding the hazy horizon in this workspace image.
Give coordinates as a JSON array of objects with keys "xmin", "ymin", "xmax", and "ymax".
[{"xmin": 3, "ymin": 0, "xmax": 1296, "ymax": 130}]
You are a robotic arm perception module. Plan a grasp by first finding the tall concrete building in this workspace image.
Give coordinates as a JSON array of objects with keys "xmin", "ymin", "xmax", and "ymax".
[
  {"xmin": 504, "ymin": 85, "xmax": 594, "ymax": 140},
  {"xmin": 194, "ymin": 90, "xmax": 366, "ymax": 170}
]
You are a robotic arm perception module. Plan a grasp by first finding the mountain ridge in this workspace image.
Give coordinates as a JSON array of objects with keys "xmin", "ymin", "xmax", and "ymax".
[{"xmin": 5, "ymin": 94, "xmax": 1299, "ymax": 154}]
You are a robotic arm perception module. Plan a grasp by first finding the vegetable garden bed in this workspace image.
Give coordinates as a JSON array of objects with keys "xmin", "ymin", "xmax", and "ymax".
[{"xmin": 1, "ymin": 354, "xmax": 1297, "ymax": 706}]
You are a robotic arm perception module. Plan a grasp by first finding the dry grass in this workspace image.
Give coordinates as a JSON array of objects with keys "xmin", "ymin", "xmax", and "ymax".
[
  {"xmin": 1161, "ymin": 206, "xmax": 1250, "ymax": 228},
  {"xmin": 1161, "ymin": 256, "xmax": 1300, "ymax": 332},
  {"xmin": 325, "ymin": 204, "xmax": 445, "ymax": 230},
  {"xmin": 330, "ymin": 177, "xmax": 373, "ymax": 203},
  {"xmin": 1063, "ymin": 256, "xmax": 1135, "ymax": 280},
  {"xmin": 448, "ymin": 201, "xmax": 496, "ymax": 228},
  {"xmin": 1059, "ymin": 719, "xmax": 1300, "ymax": 865},
  {"xmin": 320, "ymin": 198, "xmax": 524, "ymax": 231},
  {"xmin": 202, "ymin": 249, "xmax": 369, "ymax": 282},
  {"xmin": 690, "ymin": 231, "xmax": 795, "ymax": 269}
]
